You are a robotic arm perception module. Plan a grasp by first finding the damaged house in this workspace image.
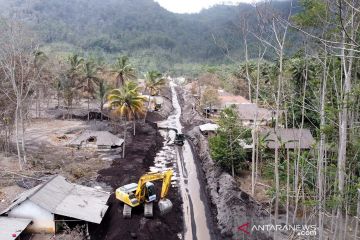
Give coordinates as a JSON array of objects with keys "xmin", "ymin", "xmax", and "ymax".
[
  {"xmin": 68, "ymin": 130, "xmax": 124, "ymax": 150},
  {"xmin": 0, "ymin": 175, "xmax": 110, "ymax": 234}
]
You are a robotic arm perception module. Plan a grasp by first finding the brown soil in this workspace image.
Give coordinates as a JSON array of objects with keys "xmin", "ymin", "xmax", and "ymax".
[{"xmin": 90, "ymin": 122, "xmax": 183, "ymax": 240}]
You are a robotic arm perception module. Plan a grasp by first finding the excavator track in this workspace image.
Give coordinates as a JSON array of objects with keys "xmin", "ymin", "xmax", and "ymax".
[
  {"xmin": 123, "ymin": 204, "xmax": 132, "ymax": 218},
  {"xmin": 144, "ymin": 202, "xmax": 153, "ymax": 218}
]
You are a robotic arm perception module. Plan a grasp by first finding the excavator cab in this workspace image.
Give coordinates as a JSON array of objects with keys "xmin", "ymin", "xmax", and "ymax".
[
  {"xmin": 174, "ymin": 133, "xmax": 185, "ymax": 146},
  {"xmin": 145, "ymin": 182, "xmax": 156, "ymax": 202},
  {"xmin": 116, "ymin": 170, "xmax": 173, "ymax": 218}
]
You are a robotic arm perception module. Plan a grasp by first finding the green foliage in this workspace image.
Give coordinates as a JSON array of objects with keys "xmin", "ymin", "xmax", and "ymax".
[
  {"xmin": 292, "ymin": 0, "xmax": 327, "ymax": 27},
  {"xmin": 107, "ymin": 81, "xmax": 146, "ymax": 121},
  {"xmin": 3, "ymin": 0, "xmax": 298, "ymax": 72},
  {"xmin": 144, "ymin": 70, "xmax": 166, "ymax": 96},
  {"xmin": 209, "ymin": 107, "xmax": 250, "ymax": 174}
]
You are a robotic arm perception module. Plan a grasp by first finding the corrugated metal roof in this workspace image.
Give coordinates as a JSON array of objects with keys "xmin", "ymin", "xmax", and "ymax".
[
  {"xmin": 261, "ymin": 128, "xmax": 315, "ymax": 149},
  {"xmin": 0, "ymin": 217, "xmax": 32, "ymax": 240},
  {"xmin": 1, "ymin": 176, "xmax": 110, "ymax": 224},
  {"xmin": 68, "ymin": 130, "xmax": 124, "ymax": 147}
]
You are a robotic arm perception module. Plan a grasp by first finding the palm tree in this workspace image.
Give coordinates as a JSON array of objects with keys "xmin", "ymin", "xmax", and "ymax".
[
  {"xmin": 64, "ymin": 54, "xmax": 84, "ymax": 118},
  {"xmin": 108, "ymin": 81, "xmax": 146, "ymax": 158},
  {"xmin": 98, "ymin": 79, "xmax": 108, "ymax": 121},
  {"xmin": 68, "ymin": 54, "xmax": 84, "ymax": 79},
  {"xmin": 143, "ymin": 70, "xmax": 166, "ymax": 121},
  {"xmin": 81, "ymin": 59, "xmax": 100, "ymax": 121},
  {"xmin": 111, "ymin": 56, "xmax": 136, "ymax": 87},
  {"xmin": 145, "ymin": 70, "xmax": 166, "ymax": 96},
  {"xmin": 33, "ymin": 50, "xmax": 48, "ymax": 117}
]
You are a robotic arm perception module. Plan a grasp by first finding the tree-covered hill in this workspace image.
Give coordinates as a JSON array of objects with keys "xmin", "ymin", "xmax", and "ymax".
[{"xmin": 0, "ymin": 0, "xmax": 297, "ymax": 72}]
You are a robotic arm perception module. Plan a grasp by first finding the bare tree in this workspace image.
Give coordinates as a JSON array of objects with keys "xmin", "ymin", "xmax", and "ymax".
[{"xmin": 0, "ymin": 20, "xmax": 40, "ymax": 169}]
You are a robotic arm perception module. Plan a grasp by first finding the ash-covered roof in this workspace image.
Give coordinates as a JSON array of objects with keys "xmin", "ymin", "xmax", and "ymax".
[
  {"xmin": 261, "ymin": 128, "xmax": 315, "ymax": 149},
  {"xmin": 219, "ymin": 95, "xmax": 250, "ymax": 107},
  {"xmin": 1, "ymin": 175, "xmax": 110, "ymax": 224},
  {"xmin": 0, "ymin": 217, "xmax": 32, "ymax": 240},
  {"xmin": 237, "ymin": 104, "xmax": 274, "ymax": 121},
  {"xmin": 68, "ymin": 130, "xmax": 124, "ymax": 147}
]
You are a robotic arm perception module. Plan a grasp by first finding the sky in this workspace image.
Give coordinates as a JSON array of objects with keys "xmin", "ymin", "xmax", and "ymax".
[{"xmin": 154, "ymin": 0, "xmax": 259, "ymax": 14}]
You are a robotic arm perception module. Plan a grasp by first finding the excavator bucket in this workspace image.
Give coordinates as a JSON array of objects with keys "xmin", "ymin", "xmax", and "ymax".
[{"xmin": 158, "ymin": 198, "xmax": 173, "ymax": 215}]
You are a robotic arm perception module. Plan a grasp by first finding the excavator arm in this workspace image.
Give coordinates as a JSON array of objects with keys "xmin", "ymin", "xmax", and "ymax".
[
  {"xmin": 135, "ymin": 170, "xmax": 173, "ymax": 201},
  {"xmin": 160, "ymin": 170, "xmax": 172, "ymax": 198}
]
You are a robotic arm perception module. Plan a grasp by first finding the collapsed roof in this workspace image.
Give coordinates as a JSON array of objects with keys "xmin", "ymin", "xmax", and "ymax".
[{"xmin": 1, "ymin": 175, "xmax": 110, "ymax": 224}]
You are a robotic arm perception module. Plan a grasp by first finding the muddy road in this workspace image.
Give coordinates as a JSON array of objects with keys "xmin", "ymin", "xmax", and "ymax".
[{"xmin": 156, "ymin": 81, "xmax": 216, "ymax": 240}]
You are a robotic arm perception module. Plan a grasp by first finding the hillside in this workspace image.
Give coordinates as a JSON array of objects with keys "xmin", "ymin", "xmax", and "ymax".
[{"xmin": 0, "ymin": 0, "xmax": 296, "ymax": 72}]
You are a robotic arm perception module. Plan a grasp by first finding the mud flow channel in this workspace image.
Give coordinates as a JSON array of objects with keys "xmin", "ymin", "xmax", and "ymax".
[{"xmin": 153, "ymin": 81, "xmax": 212, "ymax": 240}]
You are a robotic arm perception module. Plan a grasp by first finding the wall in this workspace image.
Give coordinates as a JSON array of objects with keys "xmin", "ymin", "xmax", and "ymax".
[{"xmin": 8, "ymin": 200, "xmax": 55, "ymax": 233}]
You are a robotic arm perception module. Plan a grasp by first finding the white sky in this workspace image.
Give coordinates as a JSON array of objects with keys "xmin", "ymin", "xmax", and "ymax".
[{"xmin": 154, "ymin": 0, "xmax": 259, "ymax": 14}]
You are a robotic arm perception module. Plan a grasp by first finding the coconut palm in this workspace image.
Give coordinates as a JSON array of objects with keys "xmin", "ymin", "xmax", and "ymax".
[
  {"xmin": 111, "ymin": 56, "xmax": 136, "ymax": 87},
  {"xmin": 60, "ymin": 54, "xmax": 84, "ymax": 118},
  {"xmin": 143, "ymin": 70, "xmax": 166, "ymax": 121},
  {"xmin": 108, "ymin": 82, "xmax": 146, "ymax": 134},
  {"xmin": 144, "ymin": 70, "xmax": 166, "ymax": 96},
  {"xmin": 98, "ymin": 79, "xmax": 108, "ymax": 121},
  {"xmin": 33, "ymin": 50, "xmax": 49, "ymax": 117},
  {"xmin": 81, "ymin": 59, "xmax": 100, "ymax": 121},
  {"xmin": 108, "ymin": 81, "xmax": 146, "ymax": 158},
  {"xmin": 67, "ymin": 54, "xmax": 84, "ymax": 79}
]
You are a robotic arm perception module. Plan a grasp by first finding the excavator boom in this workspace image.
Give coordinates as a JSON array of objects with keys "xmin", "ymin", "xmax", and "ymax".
[{"xmin": 135, "ymin": 169, "xmax": 173, "ymax": 201}]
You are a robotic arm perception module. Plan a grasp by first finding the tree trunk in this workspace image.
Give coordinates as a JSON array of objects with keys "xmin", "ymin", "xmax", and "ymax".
[
  {"xmin": 19, "ymin": 104, "xmax": 27, "ymax": 164},
  {"xmin": 273, "ymin": 46, "xmax": 283, "ymax": 224},
  {"xmin": 100, "ymin": 100, "xmax": 104, "ymax": 121},
  {"xmin": 337, "ymin": 30, "xmax": 353, "ymax": 239},
  {"xmin": 122, "ymin": 120, "xmax": 127, "ymax": 159},
  {"xmin": 317, "ymin": 46, "xmax": 327, "ymax": 240},
  {"xmin": 293, "ymin": 47, "xmax": 308, "ymax": 223},
  {"xmin": 15, "ymin": 102, "xmax": 22, "ymax": 170}
]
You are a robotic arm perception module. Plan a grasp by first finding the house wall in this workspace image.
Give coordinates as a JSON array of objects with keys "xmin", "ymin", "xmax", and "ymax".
[{"xmin": 8, "ymin": 200, "xmax": 55, "ymax": 233}]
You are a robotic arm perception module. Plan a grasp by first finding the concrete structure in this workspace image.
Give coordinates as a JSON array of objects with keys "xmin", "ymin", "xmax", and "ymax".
[
  {"xmin": 0, "ymin": 217, "xmax": 32, "ymax": 240},
  {"xmin": 1, "ymin": 175, "xmax": 110, "ymax": 233},
  {"xmin": 261, "ymin": 128, "xmax": 315, "ymax": 149},
  {"xmin": 68, "ymin": 130, "xmax": 124, "ymax": 149},
  {"xmin": 199, "ymin": 123, "xmax": 219, "ymax": 136}
]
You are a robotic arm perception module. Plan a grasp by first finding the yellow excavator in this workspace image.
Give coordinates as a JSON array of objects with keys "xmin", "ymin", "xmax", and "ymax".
[{"xmin": 115, "ymin": 169, "xmax": 173, "ymax": 218}]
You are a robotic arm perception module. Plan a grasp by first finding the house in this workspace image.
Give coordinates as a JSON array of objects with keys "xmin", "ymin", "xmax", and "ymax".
[
  {"xmin": 68, "ymin": 130, "xmax": 124, "ymax": 150},
  {"xmin": 260, "ymin": 128, "xmax": 315, "ymax": 149},
  {"xmin": 203, "ymin": 93, "xmax": 251, "ymax": 116},
  {"xmin": 199, "ymin": 123, "xmax": 219, "ymax": 136},
  {"xmin": 237, "ymin": 104, "xmax": 275, "ymax": 126},
  {"xmin": 143, "ymin": 95, "xmax": 164, "ymax": 111},
  {"xmin": 0, "ymin": 175, "xmax": 110, "ymax": 234},
  {"xmin": 0, "ymin": 217, "xmax": 32, "ymax": 240},
  {"xmin": 218, "ymin": 95, "xmax": 250, "ymax": 108}
]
